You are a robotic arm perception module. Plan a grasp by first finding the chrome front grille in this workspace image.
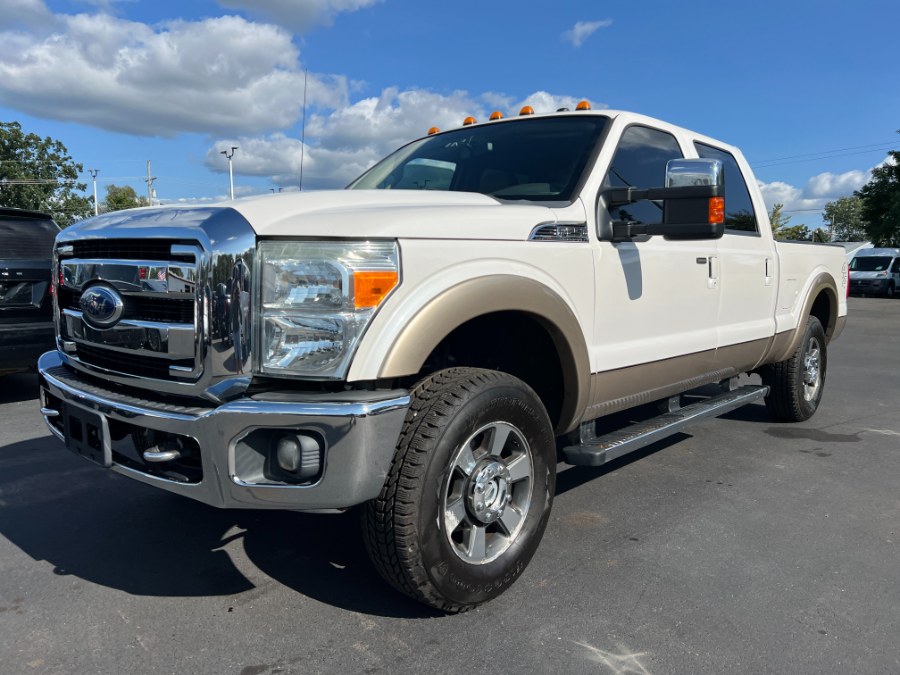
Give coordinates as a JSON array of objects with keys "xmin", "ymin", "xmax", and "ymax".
[
  {"xmin": 56, "ymin": 240, "xmax": 203, "ymax": 382},
  {"xmin": 53, "ymin": 206, "xmax": 257, "ymax": 402}
]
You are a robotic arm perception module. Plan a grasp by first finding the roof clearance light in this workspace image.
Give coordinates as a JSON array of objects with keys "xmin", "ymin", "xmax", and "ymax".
[
  {"xmin": 708, "ymin": 197, "xmax": 725, "ymax": 225},
  {"xmin": 427, "ymin": 126, "xmax": 440, "ymax": 135},
  {"xmin": 462, "ymin": 116, "xmax": 477, "ymax": 126},
  {"xmin": 576, "ymin": 100, "xmax": 591, "ymax": 111},
  {"xmin": 519, "ymin": 106, "xmax": 535, "ymax": 116},
  {"xmin": 489, "ymin": 111, "xmax": 504, "ymax": 120}
]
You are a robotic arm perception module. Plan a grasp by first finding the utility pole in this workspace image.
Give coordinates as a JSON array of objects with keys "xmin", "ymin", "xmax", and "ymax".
[
  {"xmin": 89, "ymin": 169, "xmax": 99, "ymax": 215},
  {"xmin": 145, "ymin": 160, "xmax": 156, "ymax": 206},
  {"xmin": 221, "ymin": 147, "xmax": 238, "ymax": 200}
]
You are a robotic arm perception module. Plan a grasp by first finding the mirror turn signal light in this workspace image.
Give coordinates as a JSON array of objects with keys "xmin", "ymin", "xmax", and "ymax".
[
  {"xmin": 576, "ymin": 100, "xmax": 591, "ymax": 110},
  {"xmin": 354, "ymin": 270, "xmax": 399, "ymax": 309},
  {"xmin": 462, "ymin": 116, "xmax": 477, "ymax": 126},
  {"xmin": 427, "ymin": 126, "xmax": 440, "ymax": 135},
  {"xmin": 519, "ymin": 106, "xmax": 534, "ymax": 116},
  {"xmin": 708, "ymin": 197, "xmax": 725, "ymax": 224}
]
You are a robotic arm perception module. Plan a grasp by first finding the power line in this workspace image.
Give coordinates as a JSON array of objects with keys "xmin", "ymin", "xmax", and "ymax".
[{"xmin": 752, "ymin": 140, "xmax": 898, "ymax": 164}]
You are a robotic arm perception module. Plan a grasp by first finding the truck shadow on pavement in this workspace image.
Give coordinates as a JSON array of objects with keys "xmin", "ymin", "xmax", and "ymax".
[{"xmin": 0, "ymin": 434, "xmax": 438, "ymax": 618}]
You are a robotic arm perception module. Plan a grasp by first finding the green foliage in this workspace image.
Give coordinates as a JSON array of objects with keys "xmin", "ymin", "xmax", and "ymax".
[
  {"xmin": 855, "ymin": 133, "xmax": 900, "ymax": 247},
  {"xmin": 774, "ymin": 224, "xmax": 811, "ymax": 241},
  {"xmin": 103, "ymin": 184, "xmax": 148, "ymax": 212},
  {"xmin": 811, "ymin": 228, "xmax": 830, "ymax": 243},
  {"xmin": 0, "ymin": 121, "xmax": 92, "ymax": 227},
  {"xmin": 768, "ymin": 203, "xmax": 794, "ymax": 239},
  {"xmin": 823, "ymin": 195, "xmax": 867, "ymax": 241}
]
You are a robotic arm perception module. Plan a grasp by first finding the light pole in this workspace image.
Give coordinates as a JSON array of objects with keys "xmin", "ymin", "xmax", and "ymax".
[
  {"xmin": 89, "ymin": 169, "xmax": 99, "ymax": 215},
  {"xmin": 221, "ymin": 146, "xmax": 238, "ymax": 200}
]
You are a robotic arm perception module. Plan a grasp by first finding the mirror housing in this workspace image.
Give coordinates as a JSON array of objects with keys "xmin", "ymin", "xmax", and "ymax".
[{"xmin": 605, "ymin": 158, "xmax": 725, "ymax": 241}]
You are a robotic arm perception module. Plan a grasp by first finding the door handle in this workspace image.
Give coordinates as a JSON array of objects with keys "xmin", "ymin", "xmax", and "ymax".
[{"xmin": 707, "ymin": 255, "xmax": 719, "ymax": 290}]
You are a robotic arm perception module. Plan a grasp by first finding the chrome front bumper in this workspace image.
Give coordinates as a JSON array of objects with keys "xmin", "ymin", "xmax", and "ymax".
[{"xmin": 37, "ymin": 350, "xmax": 410, "ymax": 511}]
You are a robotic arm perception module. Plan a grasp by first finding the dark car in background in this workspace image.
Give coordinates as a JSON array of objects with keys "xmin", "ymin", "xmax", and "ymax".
[{"xmin": 0, "ymin": 208, "xmax": 59, "ymax": 375}]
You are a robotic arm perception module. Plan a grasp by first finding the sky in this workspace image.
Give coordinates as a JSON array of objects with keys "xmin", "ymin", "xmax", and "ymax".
[{"xmin": 0, "ymin": 0, "xmax": 897, "ymax": 230}]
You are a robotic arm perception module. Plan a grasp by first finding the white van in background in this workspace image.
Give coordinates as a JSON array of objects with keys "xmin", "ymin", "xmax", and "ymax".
[{"xmin": 849, "ymin": 248, "xmax": 900, "ymax": 297}]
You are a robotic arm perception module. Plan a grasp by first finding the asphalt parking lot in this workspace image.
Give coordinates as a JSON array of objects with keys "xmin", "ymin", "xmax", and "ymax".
[{"xmin": 1, "ymin": 296, "xmax": 898, "ymax": 675}]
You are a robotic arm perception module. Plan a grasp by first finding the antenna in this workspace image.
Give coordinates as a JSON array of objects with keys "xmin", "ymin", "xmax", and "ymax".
[{"xmin": 299, "ymin": 68, "xmax": 308, "ymax": 192}]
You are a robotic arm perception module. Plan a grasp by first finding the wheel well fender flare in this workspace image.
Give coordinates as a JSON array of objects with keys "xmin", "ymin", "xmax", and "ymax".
[{"xmin": 377, "ymin": 275, "xmax": 590, "ymax": 434}]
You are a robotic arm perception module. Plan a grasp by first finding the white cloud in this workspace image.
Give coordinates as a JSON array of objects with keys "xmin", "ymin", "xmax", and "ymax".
[
  {"xmin": 217, "ymin": 0, "xmax": 381, "ymax": 33},
  {"xmin": 204, "ymin": 89, "xmax": 608, "ymax": 189},
  {"xmin": 562, "ymin": 19, "xmax": 612, "ymax": 48},
  {"xmin": 0, "ymin": 0, "xmax": 52, "ymax": 28},
  {"xmin": 802, "ymin": 169, "xmax": 868, "ymax": 199},
  {"xmin": 757, "ymin": 168, "xmax": 872, "ymax": 215},
  {"xmin": 0, "ymin": 11, "xmax": 348, "ymax": 136}
]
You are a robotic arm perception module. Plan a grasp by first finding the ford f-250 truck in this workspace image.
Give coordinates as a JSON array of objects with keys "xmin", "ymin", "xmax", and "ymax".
[{"xmin": 38, "ymin": 107, "xmax": 848, "ymax": 612}]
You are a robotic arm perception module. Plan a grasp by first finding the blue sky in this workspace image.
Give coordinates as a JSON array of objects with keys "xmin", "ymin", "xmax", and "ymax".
[{"xmin": 1, "ymin": 0, "xmax": 897, "ymax": 229}]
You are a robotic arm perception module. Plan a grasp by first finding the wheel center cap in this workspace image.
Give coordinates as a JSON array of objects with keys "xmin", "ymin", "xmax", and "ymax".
[{"xmin": 467, "ymin": 460, "xmax": 511, "ymax": 525}]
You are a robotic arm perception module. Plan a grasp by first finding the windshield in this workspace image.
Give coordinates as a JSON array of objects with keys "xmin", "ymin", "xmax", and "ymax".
[
  {"xmin": 348, "ymin": 115, "xmax": 609, "ymax": 202},
  {"xmin": 850, "ymin": 256, "xmax": 893, "ymax": 271}
]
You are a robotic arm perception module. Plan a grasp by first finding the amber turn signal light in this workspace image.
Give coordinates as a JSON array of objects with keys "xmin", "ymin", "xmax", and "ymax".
[
  {"xmin": 354, "ymin": 271, "xmax": 399, "ymax": 309},
  {"xmin": 519, "ymin": 106, "xmax": 534, "ymax": 116},
  {"xmin": 427, "ymin": 126, "xmax": 440, "ymax": 135},
  {"xmin": 576, "ymin": 100, "xmax": 591, "ymax": 110},
  {"xmin": 462, "ymin": 116, "xmax": 477, "ymax": 126},
  {"xmin": 489, "ymin": 111, "xmax": 503, "ymax": 120},
  {"xmin": 708, "ymin": 197, "xmax": 725, "ymax": 224}
]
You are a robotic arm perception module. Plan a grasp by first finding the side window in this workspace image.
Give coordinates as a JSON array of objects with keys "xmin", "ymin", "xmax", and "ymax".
[
  {"xmin": 695, "ymin": 142, "xmax": 758, "ymax": 233},
  {"xmin": 892, "ymin": 258, "xmax": 900, "ymax": 274},
  {"xmin": 605, "ymin": 126, "xmax": 683, "ymax": 225}
]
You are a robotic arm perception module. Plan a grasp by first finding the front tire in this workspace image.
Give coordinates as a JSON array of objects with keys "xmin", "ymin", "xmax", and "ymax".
[
  {"xmin": 363, "ymin": 368, "xmax": 556, "ymax": 612},
  {"xmin": 761, "ymin": 316, "xmax": 827, "ymax": 422}
]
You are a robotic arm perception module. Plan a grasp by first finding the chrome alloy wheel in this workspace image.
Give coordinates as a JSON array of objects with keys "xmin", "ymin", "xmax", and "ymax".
[
  {"xmin": 441, "ymin": 421, "xmax": 534, "ymax": 565},
  {"xmin": 802, "ymin": 337, "xmax": 822, "ymax": 402}
]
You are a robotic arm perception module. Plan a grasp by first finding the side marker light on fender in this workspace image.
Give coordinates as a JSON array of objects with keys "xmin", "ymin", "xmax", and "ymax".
[{"xmin": 354, "ymin": 270, "xmax": 399, "ymax": 309}]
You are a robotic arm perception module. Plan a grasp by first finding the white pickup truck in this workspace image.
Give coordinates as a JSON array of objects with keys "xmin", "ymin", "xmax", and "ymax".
[{"xmin": 39, "ymin": 107, "xmax": 848, "ymax": 612}]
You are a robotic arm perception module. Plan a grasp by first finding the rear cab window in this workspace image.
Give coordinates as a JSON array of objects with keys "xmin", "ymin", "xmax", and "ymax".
[{"xmin": 694, "ymin": 142, "xmax": 759, "ymax": 234}]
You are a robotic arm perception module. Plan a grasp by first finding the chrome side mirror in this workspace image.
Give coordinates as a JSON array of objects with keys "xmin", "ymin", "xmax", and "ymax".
[{"xmin": 665, "ymin": 158, "xmax": 723, "ymax": 188}]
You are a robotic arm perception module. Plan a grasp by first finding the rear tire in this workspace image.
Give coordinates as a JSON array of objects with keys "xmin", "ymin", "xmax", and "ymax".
[
  {"xmin": 362, "ymin": 368, "xmax": 556, "ymax": 612},
  {"xmin": 761, "ymin": 316, "xmax": 827, "ymax": 422}
]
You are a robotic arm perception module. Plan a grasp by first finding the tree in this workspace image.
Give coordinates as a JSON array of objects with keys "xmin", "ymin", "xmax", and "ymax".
[
  {"xmin": 811, "ymin": 228, "xmax": 830, "ymax": 243},
  {"xmin": 855, "ymin": 133, "xmax": 900, "ymax": 247},
  {"xmin": 775, "ymin": 224, "xmax": 811, "ymax": 241},
  {"xmin": 768, "ymin": 203, "xmax": 791, "ymax": 237},
  {"xmin": 822, "ymin": 195, "xmax": 867, "ymax": 241},
  {"xmin": 103, "ymin": 184, "xmax": 148, "ymax": 212},
  {"xmin": 0, "ymin": 121, "xmax": 92, "ymax": 227}
]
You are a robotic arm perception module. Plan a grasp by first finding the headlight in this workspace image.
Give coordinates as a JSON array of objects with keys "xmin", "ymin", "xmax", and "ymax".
[{"xmin": 257, "ymin": 240, "xmax": 399, "ymax": 378}]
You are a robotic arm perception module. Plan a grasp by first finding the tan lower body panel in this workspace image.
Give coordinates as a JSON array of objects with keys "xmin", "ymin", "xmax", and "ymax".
[{"xmin": 584, "ymin": 337, "xmax": 771, "ymax": 421}]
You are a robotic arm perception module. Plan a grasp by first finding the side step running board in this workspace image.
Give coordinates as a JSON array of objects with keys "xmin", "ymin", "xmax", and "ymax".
[{"xmin": 563, "ymin": 384, "xmax": 769, "ymax": 467}]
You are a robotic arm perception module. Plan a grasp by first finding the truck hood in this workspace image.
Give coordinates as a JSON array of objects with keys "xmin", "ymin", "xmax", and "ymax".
[{"xmin": 229, "ymin": 189, "xmax": 562, "ymax": 240}]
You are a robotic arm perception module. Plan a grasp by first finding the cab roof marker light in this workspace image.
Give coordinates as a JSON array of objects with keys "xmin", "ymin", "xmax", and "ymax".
[
  {"xmin": 576, "ymin": 100, "xmax": 591, "ymax": 111},
  {"xmin": 489, "ymin": 111, "xmax": 504, "ymax": 120},
  {"xmin": 462, "ymin": 116, "xmax": 477, "ymax": 126},
  {"xmin": 427, "ymin": 126, "xmax": 440, "ymax": 135},
  {"xmin": 519, "ymin": 106, "xmax": 535, "ymax": 116}
]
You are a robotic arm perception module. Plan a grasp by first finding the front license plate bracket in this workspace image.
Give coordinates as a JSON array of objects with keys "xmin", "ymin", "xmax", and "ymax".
[{"xmin": 64, "ymin": 403, "xmax": 112, "ymax": 468}]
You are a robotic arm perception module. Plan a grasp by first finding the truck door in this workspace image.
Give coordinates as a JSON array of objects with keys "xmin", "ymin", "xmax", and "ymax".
[
  {"xmin": 695, "ymin": 143, "xmax": 777, "ymax": 371},
  {"xmin": 591, "ymin": 124, "xmax": 720, "ymax": 403}
]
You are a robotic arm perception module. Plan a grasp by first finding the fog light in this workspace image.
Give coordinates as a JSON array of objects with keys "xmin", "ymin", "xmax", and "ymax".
[{"xmin": 275, "ymin": 433, "xmax": 321, "ymax": 480}]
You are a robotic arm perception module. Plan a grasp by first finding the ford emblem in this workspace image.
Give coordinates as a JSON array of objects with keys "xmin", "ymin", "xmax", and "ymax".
[{"xmin": 80, "ymin": 286, "xmax": 125, "ymax": 328}]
